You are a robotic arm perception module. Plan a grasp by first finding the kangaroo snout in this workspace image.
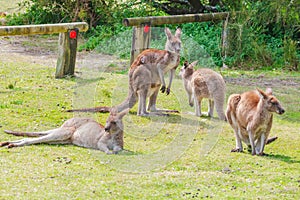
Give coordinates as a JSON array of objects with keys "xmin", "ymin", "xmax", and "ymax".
[
  {"xmin": 277, "ymin": 107, "xmax": 285, "ymax": 115},
  {"xmin": 104, "ymin": 126, "xmax": 110, "ymax": 132}
]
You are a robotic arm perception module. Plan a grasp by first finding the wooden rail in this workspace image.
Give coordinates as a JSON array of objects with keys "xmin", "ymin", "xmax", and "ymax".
[
  {"xmin": 0, "ymin": 22, "xmax": 88, "ymax": 36},
  {"xmin": 123, "ymin": 12, "xmax": 229, "ymax": 64},
  {"xmin": 123, "ymin": 12, "xmax": 229, "ymax": 27},
  {"xmin": 0, "ymin": 22, "xmax": 89, "ymax": 78}
]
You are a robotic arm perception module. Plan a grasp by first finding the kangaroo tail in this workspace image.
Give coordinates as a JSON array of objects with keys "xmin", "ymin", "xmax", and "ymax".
[
  {"xmin": 115, "ymin": 89, "xmax": 137, "ymax": 112},
  {"xmin": 65, "ymin": 106, "xmax": 111, "ymax": 113},
  {"xmin": 4, "ymin": 130, "xmax": 51, "ymax": 137}
]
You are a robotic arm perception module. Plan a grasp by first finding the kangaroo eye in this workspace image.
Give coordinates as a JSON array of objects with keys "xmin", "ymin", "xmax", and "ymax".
[{"xmin": 271, "ymin": 101, "xmax": 277, "ymax": 105}]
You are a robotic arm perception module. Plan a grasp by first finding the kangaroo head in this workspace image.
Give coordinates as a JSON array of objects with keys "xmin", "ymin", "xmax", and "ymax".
[
  {"xmin": 179, "ymin": 60, "xmax": 198, "ymax": 79},
  {"xmin": 165, "ymin": 27, "xmax": 182, "ymax": 54},
  {"xmin": 104, "ymin": 108, "xmax": 129, "ymax": 133},
  {"xmin": 257, "ymin": 88, "xmax": 285, "ymax": 115}
]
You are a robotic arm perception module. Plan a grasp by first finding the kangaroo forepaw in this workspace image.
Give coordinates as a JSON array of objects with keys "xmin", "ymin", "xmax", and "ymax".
[
  {"xmin": 160, "ymin": 85, "xmax": 166, "ymax": 93},
  {"xmin": 166, "ymin": 88, "xmax": 170, "ymax": 95}
]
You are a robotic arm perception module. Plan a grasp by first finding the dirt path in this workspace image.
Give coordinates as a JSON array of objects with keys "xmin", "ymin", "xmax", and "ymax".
[
  {"xmin": 1, "ymin": 35, "xmax": 299, "ymax": 89},
  {"xmin": 0, "ymin": 35, "xmax": 129, "ymax": 73}
]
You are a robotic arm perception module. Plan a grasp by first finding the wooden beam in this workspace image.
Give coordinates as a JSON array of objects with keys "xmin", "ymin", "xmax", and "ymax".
[
  {"xmin": 123, "ymin": 12, "xmax": 229, "ymax": 27},
  {"xmin": 0, "ymin": 22, "xmax": 88, "ymax": 36}
]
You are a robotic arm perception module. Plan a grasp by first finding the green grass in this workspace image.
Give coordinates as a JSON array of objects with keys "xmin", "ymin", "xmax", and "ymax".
[{"xmin": 0, "ymin": 56, "xmax": 300, "ymax": 199}]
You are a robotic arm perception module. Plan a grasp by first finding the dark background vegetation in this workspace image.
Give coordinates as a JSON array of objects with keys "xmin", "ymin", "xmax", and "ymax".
[{"xmin": 6, "ymin": 0, "xmax": 299, "ymax": 70}]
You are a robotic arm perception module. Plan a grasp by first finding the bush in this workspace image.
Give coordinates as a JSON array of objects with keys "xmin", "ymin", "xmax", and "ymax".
[{"xmin": 6, "ymin": 0, "xmax": 299, "ymax": 70}]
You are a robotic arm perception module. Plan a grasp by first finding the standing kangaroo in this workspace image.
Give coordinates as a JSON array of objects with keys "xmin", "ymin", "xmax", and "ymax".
[
  {"xmin": 0, "ymin": 109, "xmax": 129, "ymax": 154},
  {"xmin": 120, "ymin": 28, "xmax": 181, "ymax": 116},
  {"xmin": 179, "ymin": 61, "xmax": 226, "ymax": 120},
  {"xmin": 68, "ymin": 28, "xmax": 182, "ymax": 116},
  {"xmin": 226, "ymin": 88, "xmax": 285, "ymax": 155}
]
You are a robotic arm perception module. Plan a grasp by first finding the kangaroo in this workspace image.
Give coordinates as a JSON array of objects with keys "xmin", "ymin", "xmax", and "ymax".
[
  {"xmin": 0, "ymin": 109, "xmax": 129, "ymax": 154},
  {"xmin": 133, "ymin": 27, "xmax": 182, "ymax": 96},
  {"xmin": 179, "ymin": 60, "xmax": 226, "ymax": 120},
  {"xmin": 67, "ymin": 28, "xmax": 182, "ymax": 116},
  {"xmin": 226, "ymin": 88, "xmax": 285, "ymax": 155}
]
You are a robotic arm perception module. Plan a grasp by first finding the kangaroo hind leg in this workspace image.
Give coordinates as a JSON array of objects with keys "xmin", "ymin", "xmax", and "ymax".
[
  {"xmin": 208, "ymin": 99, "xmax": 214, "ymax": 117},
  {"xmin": 1, "ymin": 128, "xmax": 73, "ymax": 148},
  {"xmin": 137, "ymin": 88, "xmax": 149, "ymax": 116},
  {"xmin": 4, "ymin": 128, "xmax": 61, "ymax": 137}
]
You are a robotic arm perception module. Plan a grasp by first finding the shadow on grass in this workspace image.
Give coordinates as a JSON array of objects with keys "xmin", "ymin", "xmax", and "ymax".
[
  {"xmin": 69, "ymin": 76, "xmax": 106, "ymax": 85},
  {"xmin": 265, "ymin": 153, "xmax": 300, "ymax": 164},
  {"xmin": 128, "ymin": 111, "xmax": 216, "ymax": 129}
]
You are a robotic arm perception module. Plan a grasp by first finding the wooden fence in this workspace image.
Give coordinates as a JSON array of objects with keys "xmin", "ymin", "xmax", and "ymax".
[
  {"xmin": 123, "ymin": 12, "xmax": 229, "ymax": 64},
  {"xmin": 0, "ymin": 22, "xmax": 89, "ymax": 78}
]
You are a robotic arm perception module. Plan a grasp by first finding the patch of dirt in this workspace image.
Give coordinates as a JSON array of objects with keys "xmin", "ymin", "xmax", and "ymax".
[
  {"xmin": 0, "ymin": 35, "xmax": 129, "ymax": 73},
  {"xmin": 0, "ymin": 35, "xmax": 299, "ymax": 90},
  {"xmin": 225, "ymin": 76, "xmax": 300, "ymax": 89}
]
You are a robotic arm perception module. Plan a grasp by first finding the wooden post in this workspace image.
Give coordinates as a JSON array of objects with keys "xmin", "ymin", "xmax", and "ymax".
[
  {"xmin": 56, "ymin": 28, "xmax": 78, "ymax": 78},
  {"xmin": 0, "ymin": 22, "xmax": 88, "ymax": 78},
  {"xmin": 130, "ymin": 23, "xmax": 151, "ymax": 65},
  {"xmin": 221, "ymin": 14, "xmax": 229, "ymax": 58}
]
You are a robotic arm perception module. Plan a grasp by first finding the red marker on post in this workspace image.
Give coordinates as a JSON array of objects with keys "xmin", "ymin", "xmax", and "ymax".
[
  {"xmin": 144, "ymin": 24, "xmax": 150, "ymax": 33},
  {"xmin": 69, "ymin": 30, "xmax": 77, "ymax": 39}
]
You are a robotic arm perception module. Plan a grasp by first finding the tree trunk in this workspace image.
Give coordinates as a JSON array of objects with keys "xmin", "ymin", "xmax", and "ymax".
[{"xmin": 187, "ymin": 0, "xmax": 205, "ymax": 12}]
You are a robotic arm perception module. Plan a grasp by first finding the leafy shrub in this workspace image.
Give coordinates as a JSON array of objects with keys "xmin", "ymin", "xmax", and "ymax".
[{"xmin": 6, "ymin": 0, "xmax": 299, "ymax": 70}]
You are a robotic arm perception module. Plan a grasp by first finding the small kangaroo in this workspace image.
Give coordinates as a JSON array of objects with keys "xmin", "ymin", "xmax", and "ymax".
[
  {"xmin": 226, "ymin": 88, "xmax": 285, "ymax": 155},
  {"xmin": 0, "ymin": 109, "xmax": 129, "ymax": 154},
  {"xmin": 68, "ymin": 28, "xmax": 182, "ymax": 116},
  {"xmin": 179, "ymin": 61, "xmax": 226, "ymax": 120}
]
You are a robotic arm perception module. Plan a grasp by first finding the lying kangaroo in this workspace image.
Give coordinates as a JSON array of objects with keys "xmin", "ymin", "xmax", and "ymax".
[
  {"xmin": 0, "ymin": 109, "xmax": 129, "ymax": 154},
  {"xmin": 226, "ymin": 88, "xmax": 285, "ymax": 155},
  {"xmin": 68, "ymin": 28, "xmax": 182, "ymax": 116},
  {"xmin": 179, "ymin": 61, "xmax": 226, "ymax": 120}
]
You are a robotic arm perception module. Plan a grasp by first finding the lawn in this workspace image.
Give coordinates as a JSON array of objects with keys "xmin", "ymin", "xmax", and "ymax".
[{"xmin": 0, "ymin": 38, "xmax": 299, "ymax": 199}]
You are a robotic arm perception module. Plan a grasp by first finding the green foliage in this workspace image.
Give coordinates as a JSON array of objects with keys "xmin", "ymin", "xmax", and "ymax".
[
  {"xmin": 283, "ymin": 38, "xmax": 299, "ymax": 71},
  {"xmin": 181, "ymin": 22, "xmax": 223, "ymax": 67},
  {"xmin": 224, "ymin": 0, "xmax": 299, "ymax": 70},
  {"xmin": 5, "ymin": 0, "xmax": 299, "ymax": 70},
  {"xmin": 79, "ymin": 1, "xmax": 164, "ymax": 51}
]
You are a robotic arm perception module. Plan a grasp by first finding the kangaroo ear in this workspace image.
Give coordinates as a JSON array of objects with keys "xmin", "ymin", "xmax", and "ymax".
[
  {"xmin": 175, "ymin": 28, "xmax": 182, "ymax": 38},
  {"xmin": 117, "ymin": 108, "xmax": 129, "ymax": 119},
  {"xmin": 265, "ymin": 88, "xmax": 273, "ymax": 95},
  {"xmin": 109, "ymin": 107, "xmax": 118, "ymax": 116},
  {"xmin": 183, "ymin": 60, "xmax": 189, "ymax": 69},
  {"xmin": 257, "ymin": 88, "xmax": 268, "ymax": 99},
  {"xmin": 190, "ymin": 60, "xmax": 198, "ymax": 67},
  {"xmin": 165, "ymin": 27, "xmax": 172, "ymax": 40}
]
